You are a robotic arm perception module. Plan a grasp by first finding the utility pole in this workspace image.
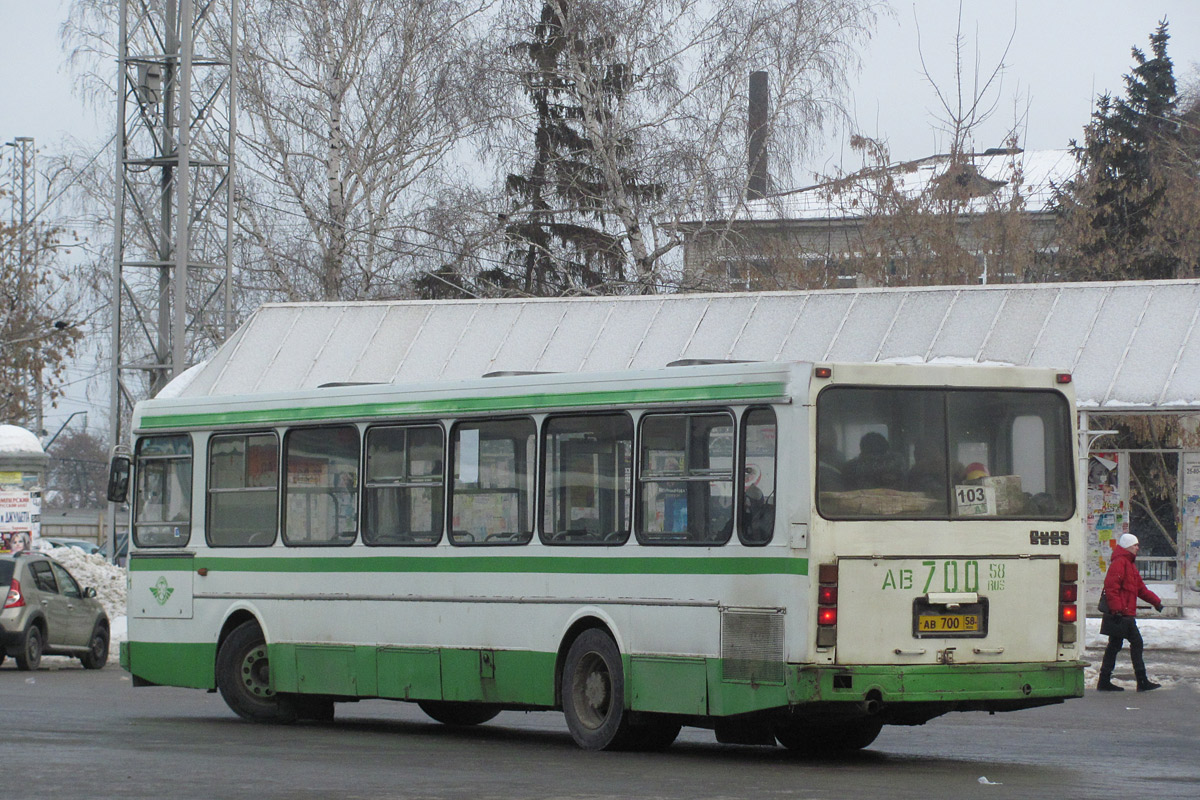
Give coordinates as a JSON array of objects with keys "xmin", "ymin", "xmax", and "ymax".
[
  {"xmin": 6, "ymin": 136, "xmax": 42, "ymax": 434},
  {"xmin": 109, "ymin": 0, "xmax": 237, "ymax": 557}
]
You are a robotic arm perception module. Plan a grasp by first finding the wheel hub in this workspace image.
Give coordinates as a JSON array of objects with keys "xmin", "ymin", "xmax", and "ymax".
[{"xmin": 240, "ymin": 646, "xmax": 274, "ymax": 697}]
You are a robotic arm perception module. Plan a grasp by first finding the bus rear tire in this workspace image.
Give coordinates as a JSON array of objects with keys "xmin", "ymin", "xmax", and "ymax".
[
  {"xmin": 561, "ymin": 629, "xmax": 639, "ymax": 750},
  {"xmin": 775, "ymin": 717, "xmax": 882, "ymax": 754},
  {"xmin": 417, "ymin": 700, "xmax": 500, "ymax": 726},
  {"xmin": 216, "ymin": 621, "xmax": 296, "ymax": 724}
]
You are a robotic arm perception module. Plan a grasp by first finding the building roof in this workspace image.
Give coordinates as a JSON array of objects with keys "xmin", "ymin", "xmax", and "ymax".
[
  {"xmin": 701, "ymin": 149, "xmax": 1076, "ymax": 224},
  {"xmin": 172, "ymin": 280, "xmax": 1200, "ymax": 413}
]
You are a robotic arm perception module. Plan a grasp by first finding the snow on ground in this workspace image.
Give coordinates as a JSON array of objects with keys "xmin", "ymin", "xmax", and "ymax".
[{"xmin": 1085, "ymin": 606, "xmax": 1200, "ymax": 652}]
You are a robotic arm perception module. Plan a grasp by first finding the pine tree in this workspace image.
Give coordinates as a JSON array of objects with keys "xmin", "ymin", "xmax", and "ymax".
[
  {"xmin": 501, "ymin": 0, "xmax": 660, "ymax": 295},
  {"xmin": 1057, "ymin": 21, "xmax": 1200, "ymax": 280}
]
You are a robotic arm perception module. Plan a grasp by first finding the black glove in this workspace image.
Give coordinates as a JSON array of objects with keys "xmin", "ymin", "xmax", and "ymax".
[{"xmin": 1154, "ymin": 603, "xmax": 1163, "ymax": 613}]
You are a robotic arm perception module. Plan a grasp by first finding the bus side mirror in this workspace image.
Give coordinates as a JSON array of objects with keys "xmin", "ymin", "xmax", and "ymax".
[{"xmin": 107, "ymin": 456, "xmax": 131, "ymax": 503}]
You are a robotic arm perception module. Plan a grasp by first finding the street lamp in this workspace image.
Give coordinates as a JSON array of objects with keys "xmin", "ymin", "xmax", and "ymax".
[{"xmin": 43, "ymin": 411, "xmax": 88, "ymax": 450}]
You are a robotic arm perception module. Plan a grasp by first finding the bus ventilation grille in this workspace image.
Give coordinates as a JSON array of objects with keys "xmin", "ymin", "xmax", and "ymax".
[{"xmin": 721, "ymin": 610, "xmax": 785, "ymax": 685}]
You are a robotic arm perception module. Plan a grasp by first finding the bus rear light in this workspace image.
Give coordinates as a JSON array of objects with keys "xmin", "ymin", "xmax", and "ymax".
[
  {"xmin": 1059, "ymin": 562, "xmax": 1079, "ymax": 582},
  {"xmin": 818, "ymin": 607, "xmax": 837, "ymax": 626},
  {"xmin": 818, "ymin": 562, "xmax": 838, "ymax": 584},
  {"xmin": 818, "ymin": 585, "xmax": 838, "ymax": 605},
  {"xmin": 1058, "ymin": 623, "xmax": 1078, "ymax": 644},
  {"xmin": 1059, "ymin": 604, "xmax": 1077, "ymax": 624},
  {"xmin": 4, "ymin": 579, "xmax": 24, "ymax": 609},
  {"xmin": 1060, "ymin": 584, "xmax": 1078, "ymax": 603},
  {"xmin": 815, "ymin": 366, "xmax": 832, "ymax": 379},
  {"xmin": 1056, "ymin": 373, "xmax": 1072, "ymax": 384}
]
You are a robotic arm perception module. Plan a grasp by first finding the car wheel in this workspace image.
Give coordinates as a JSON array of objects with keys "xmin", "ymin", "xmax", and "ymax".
[
  {"xmin": 15, "ymin": 625, "xmax": 43, "ymax": 671},
  {"xmin": 417, "ymin": 700, "xmax": 501, "ymax": 726},
  {"xmin": 561, "ymin": 628, "xmax": 638, "ymax": 750},
  {"xmin": 80, "ymin": 623, "xmax": 110, "ymax": 670},
  {"xmin": 216, "ymin": 621, "xmax": 296, "ymax": 723}
]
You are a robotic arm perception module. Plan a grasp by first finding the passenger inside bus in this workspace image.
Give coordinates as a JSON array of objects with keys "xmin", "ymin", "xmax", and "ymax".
[{"xmin": 842, "ymin": 432, "xmax": 906, "ymax": 490}]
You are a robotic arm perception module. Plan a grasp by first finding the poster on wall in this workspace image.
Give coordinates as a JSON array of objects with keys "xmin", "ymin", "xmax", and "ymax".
[
  {"xmin": 0, "ymin": 490, "xmax": 40, "ymax": 553},
  {"xmin": 1183, "ymin": 452, "xmax": 1200, "ymax": 592},
  {"xmin": 1085, "ymin": 452, "xmax": 1128, "ymax": 591}
]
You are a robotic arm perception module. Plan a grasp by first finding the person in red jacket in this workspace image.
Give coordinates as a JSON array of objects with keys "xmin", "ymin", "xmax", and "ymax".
[{"xmin": 1097, "ymin": 533, "xmax": 1163, "ymax": 692}]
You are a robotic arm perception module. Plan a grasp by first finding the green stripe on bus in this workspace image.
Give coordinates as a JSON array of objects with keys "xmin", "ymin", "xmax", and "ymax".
[
  {"xmin": 129, "ymin": 554, "xmax": 808, "ymax": 576},
  {"xmin": 138, "ymin": 381, "xmax": 790, "ymax": 429}
]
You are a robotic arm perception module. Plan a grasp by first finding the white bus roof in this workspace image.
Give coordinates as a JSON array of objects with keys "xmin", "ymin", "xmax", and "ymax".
[{"xmin": 170, "ymin": 279, "xmax": 1200, "ymax": 413}]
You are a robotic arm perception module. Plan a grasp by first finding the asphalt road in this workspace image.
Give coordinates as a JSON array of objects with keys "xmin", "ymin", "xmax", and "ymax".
[{"xmin": 3, "ymin": 651, "xmax": 1198, "ymax": 800}]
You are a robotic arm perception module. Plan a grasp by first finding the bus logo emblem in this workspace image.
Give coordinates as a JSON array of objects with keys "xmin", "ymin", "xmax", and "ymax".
[{"xmin": 150, "ymin": 577, "xmax": 174, "ymax": 606}]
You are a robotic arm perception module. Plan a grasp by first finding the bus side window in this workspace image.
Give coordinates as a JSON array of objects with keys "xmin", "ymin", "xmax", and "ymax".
[
  {"xmin": 363, "ymin": 424, "xmax": 444, "ymax": 546},
  {"xmin": 638, "ymin": 412, "xmax": 734, "ymax": 545},
  {"xmin": 541, "ymin": 414, "xmax": 633, "ymax": 546},
  {"xmin": 740, "ymin": 408, "xmax": 776, "ymax": 545},
  {"xmin": 283, "ymin": 426, "xmax": 360, "ymax": 546},
  {"xmin": 450, "ymin": 418, "xmax": 535, "ymax": 545},
  {"xmin": 208, "ymin": 432, "xmax": 279, "ymax": 547},
  {"xmin": 133, "ymin": 434, "xmax": 193, "ymax": 548}
]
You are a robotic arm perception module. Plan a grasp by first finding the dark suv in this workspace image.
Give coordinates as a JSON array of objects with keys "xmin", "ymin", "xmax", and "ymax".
[{"xmin": 1, "ymin": 553, "xmax": 109, "ymax": 670}]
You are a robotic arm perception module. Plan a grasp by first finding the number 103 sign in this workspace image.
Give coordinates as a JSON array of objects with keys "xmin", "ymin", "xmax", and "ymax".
[{"xmin": 955, "ymin": 485, "xmax": 996, "ymax": 516}]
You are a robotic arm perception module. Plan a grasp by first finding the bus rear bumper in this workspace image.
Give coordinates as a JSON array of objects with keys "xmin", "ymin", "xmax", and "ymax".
[{"xmin": 789, "ymin": 660, "xmax": 1085, "ymax": 721}]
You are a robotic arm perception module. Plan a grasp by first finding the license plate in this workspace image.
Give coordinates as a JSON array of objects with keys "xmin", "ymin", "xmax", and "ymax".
[
  {"xmin": 917, "ymin": 613, "xmax": 981, "ymax": 633},
  {"xmin": 911, "ymin": 598, "xmax": 988, "ymax": 638}
]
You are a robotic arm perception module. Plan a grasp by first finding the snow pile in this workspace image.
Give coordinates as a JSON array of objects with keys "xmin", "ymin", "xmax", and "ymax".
[
  {"xmin": 44, "ymin": 546, "xmax": 128, "ymax": 660},
  {"xmin": 1085, "ymin": 607, "xmax": 1200, "ymax": 652}
]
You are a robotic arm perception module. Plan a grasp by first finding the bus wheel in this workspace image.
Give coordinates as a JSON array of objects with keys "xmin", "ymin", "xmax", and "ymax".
[
  {"xmin": 418, "ymin": 700, "xmax": 501, "ymax": 726},
  {"xmin": 562, "ymin": 629, "xmax": 636, "ymax": 750},
  {"xmin": 216, "ymin": 621, "xmax": 296, "ymax": 724},
  {"xmin": 775, "ymin": 717, "xmax": 882, "ymax": 754}
]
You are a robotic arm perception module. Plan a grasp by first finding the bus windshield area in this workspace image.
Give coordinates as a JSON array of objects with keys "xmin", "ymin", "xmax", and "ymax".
[{"xmin": 817, "ymin": 387, "xmax": 1074, "ymax": 521}]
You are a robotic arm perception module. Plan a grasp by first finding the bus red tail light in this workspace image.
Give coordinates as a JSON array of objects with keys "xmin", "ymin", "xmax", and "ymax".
[
  {"xmin": 816, "ymin": 562, "xmax": 837, "ymax": 647},
  {"xmin": 1058, "ymin": 562, "xmax": 1079, "ymax": 644},
  {"xmin": 4, "ymin": 579, "xmax": 24, "ymax": 609}
]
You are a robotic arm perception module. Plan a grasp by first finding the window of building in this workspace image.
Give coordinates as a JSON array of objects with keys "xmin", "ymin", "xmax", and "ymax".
[
  {"xmin": 542, "ymin": 414, "xmax": 633, "ymax": 545},
  {"xmin": 208, "ymin": 432, "xmax": 279, "ymax": 547},
  {"xmin": 638, "ymin": 412, "xmax": 734, "ymax": 544},
  {"xmin": 283, "ymin": 426, "xmax": 360, "ymax": 546},
  {"xmin": 450, "ymin": 418, "xmax": 535, "ymax": 545},
  {"xmin": 363, "ymin": 425, "xmax": 444, "ymax": 546},
  {"xmin": 133, "ymin": 434, "xmax": 193, "ymax": 548}
]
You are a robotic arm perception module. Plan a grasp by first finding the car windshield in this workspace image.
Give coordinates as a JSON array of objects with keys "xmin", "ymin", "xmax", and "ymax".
[{"xmin": 816, "ymin": 386, "xmax": 1075, "ymax": 520}]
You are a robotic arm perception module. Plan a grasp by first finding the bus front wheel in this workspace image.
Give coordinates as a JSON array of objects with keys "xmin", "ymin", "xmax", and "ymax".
[
  {"xmin": 216, "ymin": 621, "xmax": 297, "ymax": 724},
  {"xmin": 561, "ymin": 629, "xmax": 639, "ymax": 750}
]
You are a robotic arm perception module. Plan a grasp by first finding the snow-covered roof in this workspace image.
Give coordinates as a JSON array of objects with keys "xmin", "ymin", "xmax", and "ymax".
[
  {"xmin": 727, "ymin": 148, "xmax": 1075, "ymax": 223},
  {"xmin": 0, "ymin": 424, "xmax": 45, "ymax": 455},
  {"xmin": 173, "ymin": 279, "xmax": 1200, "ymax": 413}
]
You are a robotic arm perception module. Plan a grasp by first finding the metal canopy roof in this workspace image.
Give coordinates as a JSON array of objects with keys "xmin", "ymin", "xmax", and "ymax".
[{"xmin": 176, "ymin": 280, "xmax": 1200, "ymax": 412}]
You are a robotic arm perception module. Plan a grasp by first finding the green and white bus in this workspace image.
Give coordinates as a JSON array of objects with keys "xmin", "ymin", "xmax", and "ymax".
[{"xmin": 110, "ymin": 360, "xmax": 1084, "ymax": 752}]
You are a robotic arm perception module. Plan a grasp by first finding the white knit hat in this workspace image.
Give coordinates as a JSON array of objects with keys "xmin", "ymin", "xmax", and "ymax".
[{"xmin": 1118, "ymin": 533, "xmax": 1139, "ymax": 549}]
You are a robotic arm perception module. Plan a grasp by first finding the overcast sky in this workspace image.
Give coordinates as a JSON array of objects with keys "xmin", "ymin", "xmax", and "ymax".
[
  {"xmin": 3, "ymin": 0, "xmax": 1200, "ymax": 434},
  {"xmin": 4, "ymin": 1, "xmax": 1200, "ymax": 173}
]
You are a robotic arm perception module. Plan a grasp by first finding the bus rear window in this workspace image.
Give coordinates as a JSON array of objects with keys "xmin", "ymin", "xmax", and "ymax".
[{"xmin": 817, "ymin": 387, "xmax": 1074, "ymax": 521}]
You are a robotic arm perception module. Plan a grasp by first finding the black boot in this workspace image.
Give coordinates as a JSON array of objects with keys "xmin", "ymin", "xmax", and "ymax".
[
  {"xmin": 1097, "ymin": 674, "xmax": 1124, "ymax": 691},
  {"xmin": 1136, "ymin": 675, "xmax": 1161, "ymax": 692}
]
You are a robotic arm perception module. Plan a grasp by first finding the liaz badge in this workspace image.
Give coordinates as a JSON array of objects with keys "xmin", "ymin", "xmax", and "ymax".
[{"xmin": 150, "ymin": 576, "xmax": 174, "ymax": 606}]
